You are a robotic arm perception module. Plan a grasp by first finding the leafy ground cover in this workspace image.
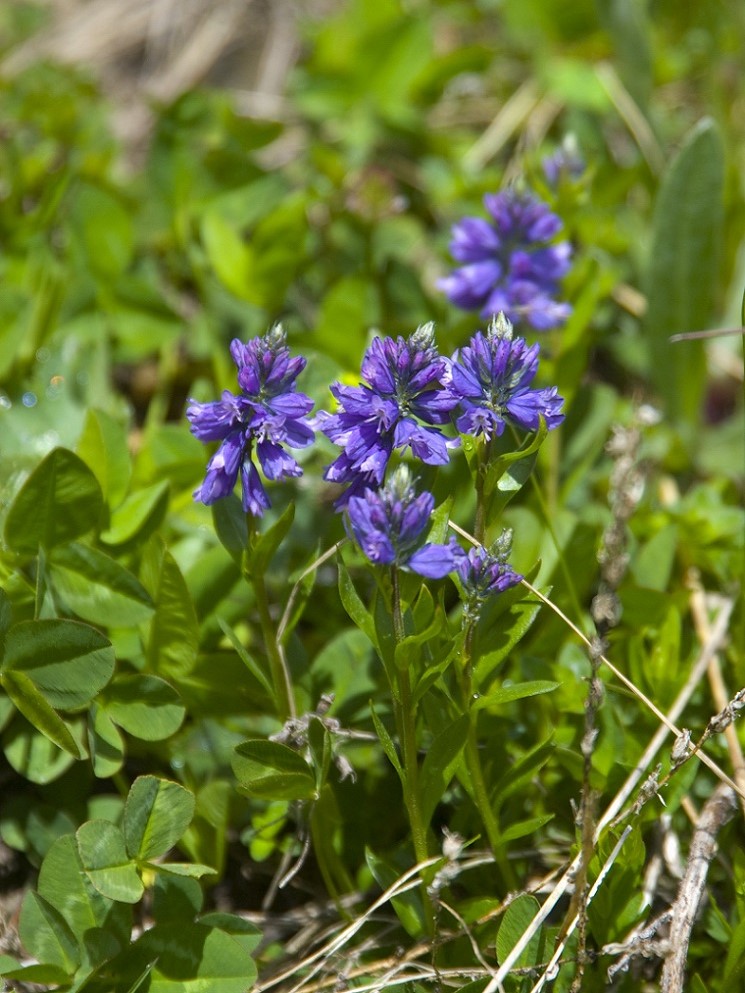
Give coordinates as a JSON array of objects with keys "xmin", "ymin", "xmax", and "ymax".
[{"xmin": 0, "ymin": 1, "xmax": 743, "ymax": 991}]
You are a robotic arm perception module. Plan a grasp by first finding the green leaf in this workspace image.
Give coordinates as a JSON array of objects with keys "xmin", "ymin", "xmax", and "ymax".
[
  {"xmin": 88, "ymin": 705, "xmax": 124, "ymax": 778},
  {"xmin": 365, "ymin": 848, "xmax": 425, "ymax": 938},
  {"xmin": 100, "ymin": 481, "xmax": 170, "ymax": 546},
  {"xmin": 2, "ymin": 714, "xmax": 78, "ymax": 782},
  {"xmin": 76, "ymin": 408, "xmax": 131, "ymax": 507},
  {"xmin": 483, "ymin": 418, "xmax": 548, "ymax": 517},
  {"xmin": 146, "ymin": 543, "xmax": 199, "ymax": 679},
  {"xmin": 37, "ymin": 834, "xmax": 132, "ymax": 970},
  {"xmin": 644, "ymin": 118, "xmax": 725, "ymax": 422},
  {"xmin": 113, "ymin": 917, "xmax": 259, "ymax": 992},
  {"xmin": 0, "ymin": 672, "xmax": 80, "ymax": 757},
  {"xmin": 2, "ymin": 618, "xmax": 115, "ymax": 710},
  {"xmin": 69, "ymin": 181, "xmax": 134, "ymax": 278},
  {"xmin": 212, "ymin": 494, "xmax": 248, "ymax": 565},
  {"xmin": 152, "ymin": 873, "xmax": 203, "ymax": 924},
  {"xmin": 0, "ymin": 962, "xmax": 74, "ymax": 985},
  {"xmin": 501, "ymin": 813, "xmax": 555, "ymax": 843},
  {"xmin": 492, "ymin": 737, "xmax": 555, "ymax": 811},
  {"xmin": 19, "ymin": 891, "xmax": 80, "ymax": 973},
  {"xmin": 201, "ymin": 211, "xmax": 253, "ymax": 299},
  {"xmin": 370, "ymin": 704, "xmax": 403, "ymax": 783},
  {"xmin": 232, "ymin": 739, "xmax": 316, "ymax": 801},
  {"xmin": 48, "ymin": 543, "xmax": 155, "ymax": 627},
  {"xmin": 101, "ymin": 674, "xmax": 185, "ymax": 741},
  {"xmin": 419, "ymin": 715, "xmax": 469, "ymax": 827},
  {"xmin": 473, "ymin": 680, "xmax": 559, "ymax": 711},
  {"xmin": 316, "ymin": 276, "xmax": 379, "ymax": 366},
  {"xmin": 4, "ymin": 448, "xmax": 104, "ymax": 553},
  {"xmin": 473, "ymin": 600, "xmax": 542, "ymax": 683},
  {"xmin": 496, "ymin": 893, "xmax": 542, "ymax": 968},
  {"xmin": 217, "ymin": 619, "xmax": 274, "ymax": 700},
  {"xmin": 337, "ymin": 557, "xmax": 377, "ymax": 647},
  {"xmin": 77, "ymin": 820, "xmax": 144, "ymax": 903},
  {"xmin": 123, "ymin": 776, "xmax": 196, "ymax": 862},
  {"xmin": 248, "ymin": 502, "xmax": 295, "ymax": 578},
  {"xmin": 147, "ymin": 861, "xmax": 217, "ymax": 879},
  {"xmin": 0, "ymin": 590, "xmax": 11, "ymax": 637}
]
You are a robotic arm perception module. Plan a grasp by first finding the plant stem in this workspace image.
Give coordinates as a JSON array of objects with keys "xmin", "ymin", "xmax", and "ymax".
[
  {"xmin": 247, "ymin": 516, "xmax": 295, "ymax": 722},
  {"xmin": 391, "ymin": 567, "xmax": 435, "ymax": 931},
  {"xmin": 459, "ymin": 630, "xmax": 516, "ymax": 886}
]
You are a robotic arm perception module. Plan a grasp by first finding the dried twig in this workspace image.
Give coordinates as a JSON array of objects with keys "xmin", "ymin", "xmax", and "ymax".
[{"xmin": 660, "ymin": 784, "xmax": 737, "ymax": 993}]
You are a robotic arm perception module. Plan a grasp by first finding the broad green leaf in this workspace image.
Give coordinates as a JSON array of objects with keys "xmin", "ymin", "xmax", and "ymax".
[
  {"xmin": 201, "ymin": 211, "xmax": 252, "ymax": 299},
  {"xmin": 37, "ymin": 834, "xmax": 132, "ymax": 970},
  {"xmin": 496, "ymin": 893, "xmax": 542, "ymax": 968},
  {"xmin": 644, "ymin": 118, "xmax": 725, "ymax": 422},
  {"xmin": 48, "ymin": 543, "xmax": 154, "ymax": 627},
  {"xmin": 19, "ymin": 891, "xmax": 80, "ymax": 973},
  {"xmin": 232, "ymin": 739, "xmax": 316, "ymax": 801},
  {"xmin": 88, "ymin": 705, "xmax": 124, "ymax": 779},
  {"xmin": 3, "ymin": 448, "xmax": 104, "ymax": 553},
  {"xmin": 1, "ymin": 672, "xmax": 80, "ymax": 757},
  {"xmin": 116, "ymin": 917, "xmax": 259, "ymax": 992},
  {"xmin": 77, "ymin": 820, "xmax": 143, "ymax": 903},
  {"xmin": 246, "ymin": 194, "xmax": 307, "ymax": 309},
  {"xmin": 474, "ymin": 601, "xmax": 542, "ymax": 683},
  {"xmin": 151, "ymin": 873, "xmax": 203, "ymax": 924},
  {"xmin": 248, "ymin": 502, "xmax": 295, "ymax": 577},
  {"xmin": 473, "ymin": 680, "xmax": 559, "ymax": 711},
  {"xmin": 69, "ymin": 181, "xmax": 134, "ymax": 278},
  {"xmin": 2, "ymin": 714, "xmax": 78, "ymax": 782},
  {"xmin": 123, "ymin": 776, "xmax": 195, "ymax": 862},
  {"xmin": 100, "ymin": 482, "xmax": 170, "ymax": 546},
  {"xmin": 316, "ymin": 276, "xmax": 379, "ymax": 366},
  {"xmin": 419, "ymin": 715, "xmax": 469, "ymax": 827},
  {"xmin": 146, "ymin": 545, "xmax": 199, "ymax": 679},
  {"xmin": 101, "ymin": 674, "xmax": 185, "ymax": 741},
  {"xmin": 76, "ymin": 408, "xmax": 131, "ymax": 507},
  {"xmin": 2, "ymin": 619, "xmax": 115, "ymax": 711},
  {"xmin": 0, "ymin": 962, "xmax": 73, "ymax": 985},
  {"xmin": 212, "ymin": 494, "xmax": 248, "ymax": 565}
]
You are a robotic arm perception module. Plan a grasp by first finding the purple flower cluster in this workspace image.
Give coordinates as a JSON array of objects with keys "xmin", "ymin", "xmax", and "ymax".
[
  {"xmin": 456, "ymin": 536, "xmax": 522, "ymax": 622},
  {"xmin": 316, "ymin": 323, "xmax": 458, "ymax": 505},
  {"xmin": 187, "ymin": 326, "xmax": 314, "ymax": 516},
  {"xmin": 345, "ymin": 467, "xmax": 463, "ymax": 579},
  {"xmin": 438, "ymin": 188, "xmax": 572, "ymax": 331},
  {"xmin": 446, "ymin": 313, "xmax": 565, "ymax": 439}
]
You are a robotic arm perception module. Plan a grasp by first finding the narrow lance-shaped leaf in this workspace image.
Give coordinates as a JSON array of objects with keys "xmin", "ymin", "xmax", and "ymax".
[{"xmin": 644, "ymin": 117, "xmax": 725, "ymax": 423}]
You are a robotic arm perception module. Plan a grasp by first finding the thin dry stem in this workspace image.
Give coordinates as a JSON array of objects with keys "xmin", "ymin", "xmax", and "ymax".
[{"xmin": 660, "ymin": 784, "xmax": 737, "ymax": 993}]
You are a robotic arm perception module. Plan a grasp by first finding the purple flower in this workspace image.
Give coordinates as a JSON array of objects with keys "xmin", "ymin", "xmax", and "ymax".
[
  {"xmin": 456, "ymin": 533, "xmax": 522, "ymax": 621},
  {"xmin": 187, "ymin": 326, "xmax": 314, "ymax": 516},
  {"xmin": 445, "ymin": 313, "xmax": 564, "ymax": 439},
  {"xmin": 438, "ymin": 188, "xmax": 572, "ymax": 331},
  {"xmin": 318, "ymin": 324, "xmax": 458, "ymax": 506},
  {"xmin": 345, "ymin": 467, "xmax": 465, "ymax": 579}
]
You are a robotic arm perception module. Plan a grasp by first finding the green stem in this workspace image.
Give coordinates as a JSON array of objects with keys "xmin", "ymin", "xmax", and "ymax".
[
  {"xmin": 508, "ymin": 425, "xmax": 587, "ymax": 632},
  {"xmin": 247, "ymin": 516, "xmax": 294, "ymax": 722},
  {"xmin": 391, "ymin": 567, "xmax": 435, "ymax": 930},
  {"xmin": 458, "ymin": 630, "xmax": 516, "ymax": 886}
]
